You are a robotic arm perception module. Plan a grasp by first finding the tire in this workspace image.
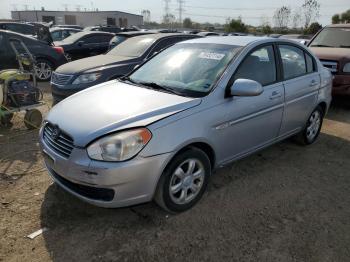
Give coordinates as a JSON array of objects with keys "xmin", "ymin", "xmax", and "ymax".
[
  {"xmin": 294, "ymin": 106, "xmax": 324, "ymax": 145},
  {"xmin": 155, "ymin": 147, "xmax": 211, "ymax": 213},
  {"xmin": 34, "ymin": 59, "xmax": 53, "ymax": 82},
  {"xmin": 24, "ymin": 109, "xmax": 42, "ymax": 129}
]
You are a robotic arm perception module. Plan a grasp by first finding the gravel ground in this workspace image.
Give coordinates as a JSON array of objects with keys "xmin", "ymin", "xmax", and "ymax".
[{"xmin": 0, "ymin": 84, "xmax": 349, "ymax": 262}]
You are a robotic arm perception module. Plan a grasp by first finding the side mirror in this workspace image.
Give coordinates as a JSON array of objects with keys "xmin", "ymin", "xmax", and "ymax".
[
  {"xmin": 228, "ymin": 79, "xmax": 263, "ymax": 97},
  {"xmin": 77, "ymin": 40, "xmax": 85, "ymax": 46}
]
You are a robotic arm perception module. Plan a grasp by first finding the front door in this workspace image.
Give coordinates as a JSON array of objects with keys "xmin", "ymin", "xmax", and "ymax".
[
  {"xmin": 218, "ymin": 44, "xmax": 285, "ymax": 163},
  {"xmin": 217, "ymin": 45, "xmax": 284, "ymax": 162}
]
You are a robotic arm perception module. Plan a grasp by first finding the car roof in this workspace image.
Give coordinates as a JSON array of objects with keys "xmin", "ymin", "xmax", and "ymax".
[
  {"xmin": 50, "ymin": 27, "xmax": 80, "ymax": 31},
  {"xmin": 130, "ymin": 33, "xmax": 200, "ymax": 41},
  {"xmin": 326, "ymin": 24, "xmax": 350, "ymax": 28},
  {"xmin": 115, "ymin": 31, "xmax": 155, "ymax": 37},
  {"xmin": 183, "ymin": 36, "xmax": 269, "ymax": 47},
  {"xmin": 73, "ymin": 31, "xmax": 114, "ymax": 37}
]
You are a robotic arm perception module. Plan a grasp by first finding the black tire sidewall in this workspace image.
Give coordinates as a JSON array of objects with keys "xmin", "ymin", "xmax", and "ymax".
[{"xmin": 160, "ymin": 148, "xmax": 211, "ymax": 212}]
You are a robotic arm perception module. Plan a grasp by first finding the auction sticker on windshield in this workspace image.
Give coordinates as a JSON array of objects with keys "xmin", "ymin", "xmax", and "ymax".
[{"xmin": 199, "ymin": 52, "xmax": 225, "ymax": 60}]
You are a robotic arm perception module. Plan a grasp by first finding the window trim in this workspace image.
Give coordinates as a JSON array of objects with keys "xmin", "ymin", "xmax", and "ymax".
[
  {"xmin": 227, "ymin": 43, "xmax": 280, "ymax": 89},
  {"xmin": 277, "ymin": 42, "xmax": 318, "ymax": 81}
]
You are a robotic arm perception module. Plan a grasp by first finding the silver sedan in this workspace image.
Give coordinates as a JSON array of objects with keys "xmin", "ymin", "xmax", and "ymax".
[{"xmin": 40, "ymin": 36, "xmax": 332, "ymax": 212}]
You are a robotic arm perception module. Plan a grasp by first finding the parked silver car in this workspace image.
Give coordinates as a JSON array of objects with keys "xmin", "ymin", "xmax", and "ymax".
[{"xmin": 40, "ymin": 37, "xmax": 332, "ymax": 212}]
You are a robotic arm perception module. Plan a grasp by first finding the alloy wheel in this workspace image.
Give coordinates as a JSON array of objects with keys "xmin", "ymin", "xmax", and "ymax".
[
  {"xmin": 306, "ymin": 110, "xmax": 321, "ymax": 142},
  {"xmin": 35, "ymin": 62, "xmax": 52, "ymax": 81},
  {"xmin": 169, "ymin": 159, "xmax": 205, "ymax": 205}
]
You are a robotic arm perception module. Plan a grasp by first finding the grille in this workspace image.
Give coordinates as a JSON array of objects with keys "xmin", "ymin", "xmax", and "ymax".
[
  {"xmin": 51, "ymin": 72, "xmax": 73, "ymax": 86},
  {"xmin": 50, "ymin": 168, "xmax": 115, "ymax": 201},
  {"xmin": 320, "ymin": 60, "xmax": 338, "ymax": 74},
  {"xmin": 43, "ymin": 123, "xmax": 74, "ymax": 158}
]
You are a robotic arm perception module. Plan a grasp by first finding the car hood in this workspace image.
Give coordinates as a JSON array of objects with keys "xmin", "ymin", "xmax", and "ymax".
[
  {"xmin": 55, "ymin": 54, "xmax": 135, "ymax": 74},
  {"xmin": 310, "ymin": 47, "xmax": 350, "ymax": 61},
  {"xmin": 46, "ymin": 81, "xmax": 201, "ymax": 147}
]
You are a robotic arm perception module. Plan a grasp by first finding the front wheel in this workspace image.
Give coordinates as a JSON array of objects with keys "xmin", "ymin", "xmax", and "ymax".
[
  {"xmin": 295, "ymin": 106, "xmax": 324, "ymax": 145},
  {"xmin": 155, "ymin": 148, "xmax": 211, "ymax": 213}
]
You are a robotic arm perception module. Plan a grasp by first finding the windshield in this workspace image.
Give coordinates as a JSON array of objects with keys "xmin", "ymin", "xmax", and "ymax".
[
  {"xmin": 310, "ymin": 28, "xmax": 350, "ymax": 48},
  {"xmin": 107, "ymin": 36, "xmax": 156, "ymax": 57},
  {"xmin": 128, "ymin": 43, "xmax": 240, "ymax": 97}
]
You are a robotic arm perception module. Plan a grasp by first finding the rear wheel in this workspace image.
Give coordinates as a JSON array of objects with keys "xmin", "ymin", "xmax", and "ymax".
[
  {"xmin": 295, "ymin": 106, "xmax": 324, "ymax": 145},
  {"xmin": 34, "ymin": 59, "xmax": 53, "ymax": 81},
  {"xmin": 155, "ymin": 148, "xmax": 211, "ymax": 213}
]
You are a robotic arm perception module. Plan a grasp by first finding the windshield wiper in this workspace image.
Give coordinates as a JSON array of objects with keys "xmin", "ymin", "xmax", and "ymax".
[
  {"xmin": 339, "ymin": 45, "xmax": 350, "ymax": 48},
  {"xmin": 137, "ymin": 81, "xmax": 183, "ymax": 96},
  {"xmin": 310, "ymin": 44, "xmax": 334, "ymax": 48},
  {"xmin": 120, "ymin": 76, "xmax": 138, "ymax": 84}
]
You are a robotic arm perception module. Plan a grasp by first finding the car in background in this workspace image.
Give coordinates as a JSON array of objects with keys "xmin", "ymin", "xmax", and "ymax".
[
  {"xmin": 50, "ymin": 27, "xmax": 81, "ymax": 41},
  {"xmin": 54, "ymin": 25, "xmax": 84, "ymax": 30},
  {"xmin": 280, "ymin": 34, "xmax": 312, "ymax": 45},
  {"xmin": 0, "ymin": 22, "xmax": 35, "ymax": 35},
  {"xmin": 197, "ymin": 31, "xmax": 221, "ymax": 37},
  {"xmin": 51, "ymin": 33, "xmax": 201, "ymax": 104},
  {"xmin": 84, "ymin": 25, "xmax": 122, "ymax": 33},
  {"xmin": 309, "ymin": 24, "xmax": 350, "ymax": 96},
  {"xmin": 41, "ymin": 37, "xmax": 332, "ymax": 212},
  {"xmin": 0, "ymin": 30, "xmax": 67, "ymax": 81},
  {"xmin": 109, "ymin": 31, "xmax": 156, "ymax": 49},
  {"xmin": 54, "ymin": 31, "xmax": 115, "ymax": 61}
]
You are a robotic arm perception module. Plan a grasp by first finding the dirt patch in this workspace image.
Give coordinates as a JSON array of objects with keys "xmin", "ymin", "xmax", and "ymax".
[{"xmin": 1, "ymin": 85, "xmax": 349, "ymax": 262}]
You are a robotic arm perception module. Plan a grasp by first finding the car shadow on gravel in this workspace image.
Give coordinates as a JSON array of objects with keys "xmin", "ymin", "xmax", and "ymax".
[
  {"xmin": 327, "ymin": 96, "xmax": 350, "ymax": 124},
  {"xmin": 40, "ymin": 131, "xmax": 350, "ymax": 262}
]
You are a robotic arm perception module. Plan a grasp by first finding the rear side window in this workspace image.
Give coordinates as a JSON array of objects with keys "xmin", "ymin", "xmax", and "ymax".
[
  {"xmin": 234, "ymin": 45, "xmax": 277, "ymax": 86},
  {"xmin": 305, "ymin": 53, "xmax": 315, "ymax": 73},
  {"xmin": 279, "ymin": 45, "xmax": 307, "ymax": 79}
]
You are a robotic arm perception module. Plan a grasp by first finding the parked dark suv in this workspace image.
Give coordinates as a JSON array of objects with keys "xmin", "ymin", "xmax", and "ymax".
[
  {"xmin": 54, "ymin": 31, "xmax": 115, "ymax": 60},
  {"xmin": 51, "ymin": 33, "xmax": 201, "ymax": 104},
  {"xmin": 0, "ymin": 30, "xmax": 67, "ymax": 81}
]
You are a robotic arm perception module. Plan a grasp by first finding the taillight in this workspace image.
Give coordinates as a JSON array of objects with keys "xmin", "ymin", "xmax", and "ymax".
[{"xmin": 53, "ymin": 46, "xmax": 64, "ymax": 55}]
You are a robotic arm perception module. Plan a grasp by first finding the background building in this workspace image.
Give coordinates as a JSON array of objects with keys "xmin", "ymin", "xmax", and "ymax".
[{"xmin": 11, "ymin": 10, "xmax": 143, "ymax": 27}]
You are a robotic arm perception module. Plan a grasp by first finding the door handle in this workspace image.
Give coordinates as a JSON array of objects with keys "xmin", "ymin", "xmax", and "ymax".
[
  {"xmin": 309, "ymin": 80, "xmax": 318, "ymax": 87},
  {"xmin": 269, "ymin": 91, "xmax": 282, "ymax": 100}
]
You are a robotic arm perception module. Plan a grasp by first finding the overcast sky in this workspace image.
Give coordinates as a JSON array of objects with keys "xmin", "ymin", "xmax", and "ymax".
[{"xmin": 0, "ymin": 0, "xmax": 348, "ymax": 26}]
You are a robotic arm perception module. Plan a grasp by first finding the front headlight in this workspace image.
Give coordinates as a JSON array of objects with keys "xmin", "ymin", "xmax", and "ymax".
[
  {"xmin": 343, "ymin": 63, "xmax": 350, "ymax": 73},
  {"xmin": 87, "ymin": 128, "xmax": 152, "ymax": 162},
  {"xmin": 72, "ymin": 72, "xmax": 101, "ymax": 85}
]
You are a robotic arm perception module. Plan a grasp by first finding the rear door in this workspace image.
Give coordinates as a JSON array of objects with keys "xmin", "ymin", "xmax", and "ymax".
[
  {"xmin": 278, "ymin": 44, "xmax": 320, "ymax": 136},
  {"xmin": 218, "ymin": 44, "xmax": 285, "ymax": 162}
]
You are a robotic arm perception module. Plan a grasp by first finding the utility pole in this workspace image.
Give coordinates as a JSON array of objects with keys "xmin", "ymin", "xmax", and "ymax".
[
  {"xmin": 163, "ymin": 0, "xmax": 171, "ymax": 17},
  {"xmin": 177, "ymin": 0, "xmax": 185, "ymax": 24}
]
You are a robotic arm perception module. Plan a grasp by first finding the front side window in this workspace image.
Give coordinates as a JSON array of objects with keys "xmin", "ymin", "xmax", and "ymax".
[
  {"xmin": 234, "ymin": 45, "xmax": 277, "ymax": 86},
  {"xmin": 279, "ymin": 45, "xmax": 307, "ymax": 80},
  {"xmin": 128, "ymin": 43, "xmax": 240, "ymax": 97}
]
